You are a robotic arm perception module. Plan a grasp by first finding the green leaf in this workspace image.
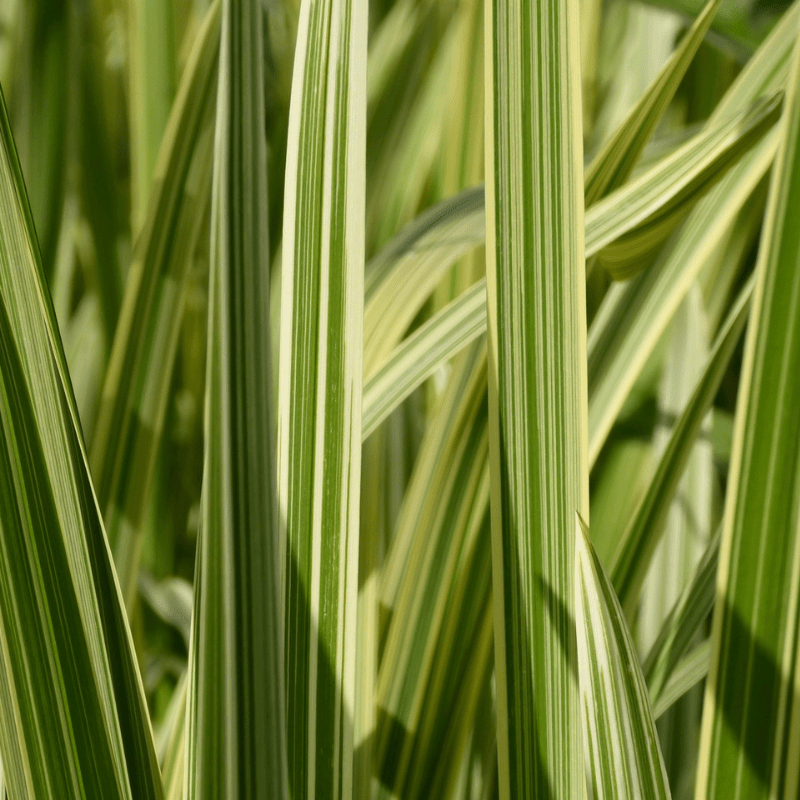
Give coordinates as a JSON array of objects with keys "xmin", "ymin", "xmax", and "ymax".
[
  {"xmin": 575, "ymin": 516, "xmax": 671, "ymax": 800},
  {"xmin": 485, "ymin": 0, "xmax": 588, "ymax": 795},
  {"xmin": 276, "ymin": 0, "xmax": 367, "ymax": 793},
  {"xmin": 365, "ymin": 83, "xmax": 778, "ymax": 379},
  {"xmin": 376, "ymin": 346, "xmax": 488, "ymax": 796},
  {"xmin": 695, "ymin": 16, "xmax": 800, "ymax": 798},
  {"xmin": 128, "ymin": 0, "xmax": 177, "ymax": 228},
  {"xmin": 644, "ymin": 529, "xmax": 720, "ymax": 706},
  {"xmin": 587, "ymin": 0, "xmax": 799, "ymax": 465},
  {"xmin": 184, "ymin": 0, "xmax": 287, "ymax": 796},
  {"xmin": 639, "ymin": 0, "xmax": 779, "ymax": 60},
  {"xmin": 11, "ymin": 0, "xmax": 68, "ymax": 280},
  {"xmin": 608, "ymin": 276, "xmax": 753, "ymax": 614},
  {"xmin": 364, "ymin": 186, "xmax": 484, "ymax": 372},
  {"xmin": 584, "ymin": 0, "xmax": 723, "ymax": 205},
  {"xmin": 363, "ymin": 281, "xmax": 486, "ymax": 439},
  {"xmin": 90, "ymin": 0, "xmax": 219, "ymax": 609},
  {"xmin": 652, "ymin": 640, "xmax": 712, "ymax": 720},
  {"xmin": 592, "ymin": 93, "xmax": 782, "ymax": 280},
  {"xmin": 0, "ymin": 82, "xmax": 163, "ymax": 800}
]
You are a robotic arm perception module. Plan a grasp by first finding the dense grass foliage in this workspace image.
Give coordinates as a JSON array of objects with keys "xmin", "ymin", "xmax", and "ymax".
[{"xmin": 0, "ymin": 0, "xmax": 798, "ymax": 798}]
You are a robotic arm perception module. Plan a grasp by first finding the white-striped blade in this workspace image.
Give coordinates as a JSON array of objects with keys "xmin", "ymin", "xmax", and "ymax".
[
  {"xmin": 695, "ymin": 11, "xmax": 800, "ymax": 798},
  {"xmin": 484, "ymin": 0, "xmax": 588, "ymax": 796},
  {"xmin": 276, "ymin": 0, "xmax": 367, "ymax": 795},
  {"xmin": 575, "ymin": 516, "xmax": 672, "ymax": 800}
]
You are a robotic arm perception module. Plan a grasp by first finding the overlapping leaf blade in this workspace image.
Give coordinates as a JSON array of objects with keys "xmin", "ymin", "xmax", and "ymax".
[
  {"xmin": 484, "ymin": 0, "xmax": 588, "ymax": 796},
  {"xmin": 696, "ymin": 13, "xmax": 800, "ymax": 798},
  {"xmin": 576, "ymin": 517, "xmax": 671, "ymax": 800},
  {"xmin": 587, "ymin": 2, "xmax": 800, "ymax": 465},
  {"xmin": 91, "ymin": 1, "xmax": 219, "ymax": 608},
  {"xmin": 0, "ymin": 85, "xmax": 163, "ymax": 800},
  {"xmin": 184, "ymin": 0, "xmax": 287, "ymax": 796},
  {"xmin": 277, "ymin": 0, "xmax": 367, "ymax": 794}
]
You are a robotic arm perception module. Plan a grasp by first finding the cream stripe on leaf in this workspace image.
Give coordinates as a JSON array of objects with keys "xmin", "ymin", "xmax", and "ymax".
[
  {"xmin": 484, "ymin": 0, "xmax": 588, "ymax": 797},
  {"xmin": 184, "ymin": 0, "xmax": 287, "ymax": 797},
  {"xmin": 575, "ymin": 517, "xmax": 671, "ymax": 800},
  {"xmin": 276, "ymin": 0, "xmax": 367, "ymax": 795},
  {"xmin": 588, "ymin": 2, "xmax": 800, "ymax": 465},
  {"xmin": 608, "ymin": 277, "xmax": 754, "ymax": 615},
  {"xmin": 695, "ymin": 13, "xmax": 800, "ymax": 799},
  {"xmin": 0, "ymin": 85, "xmax": 163, "ymax": 800},
  {"xmin": 584, "ymin": 0, "xmax": 722, "ymax": 205},
  {"xmin": 91, "ymin": 0, "xmax": 219, "ymax": 609},
  {"xmin": 364, "ymin": 84, "xmax": 779, "ymax": 392}
]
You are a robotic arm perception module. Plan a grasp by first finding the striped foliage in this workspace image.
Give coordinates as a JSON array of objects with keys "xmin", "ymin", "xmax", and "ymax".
[
  {"xmin": 277, "ymin": 0, "xmax": 367, "ymax": 795},
  {"xmin": 184, "ymin": 0, "xmax": 287, "ymax": 796},
  {"xmin": 484, "ymin": 0, "xmax": 588, "ymax": 796},
  {"xmin": 0, "ymin": 85, "xmax": 163, "ymax": 800},
  {"xmin": 696, "ymin": 14, "xmax": 800, "ymax": 798}
]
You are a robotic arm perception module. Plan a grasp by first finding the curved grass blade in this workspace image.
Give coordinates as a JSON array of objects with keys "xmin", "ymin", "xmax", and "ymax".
[
  {"xmin": 485, "ymin": 0, "xmax": 588, "ymax": 795},
  {"xmin": 0, "ymin": 83, "xmax": 163, "ymax": 800},
  {"xmin": 379, "ymin": 344, "xmax": 486, "ymax": 628},
  {"xmin": 652, "ymin": 640, "xmax": 712, "ymax": 720},
  {"xmin": 91, "ymin": 1, "xmax": 219, "ymax": 608},
  {"xmin": 376, "ymin": 377, "xmax": 488, "ymax": 795},
  {"xmin": 640, "ymin": 0, "xmax": 778, "ymax": 59},
  {"xmin": 593, "ymin": 93, "xmax": 782, "ymax": 280},
  {"xmin": 644, "ymin": 528, "xmax": 721, "ymax": 705},
  {"xmin": 575, "ymin": 516, "xmax": 671, "ymax": 800},
  {"xmin": 584, "ymin": 0, "xmax": 722, "ymax": 205},
  {"xmin": 695, "ymin": 15, "xmax": 800, "ymax": 798},
  {"xmin": 587, "ymin": 2, "xmax": 800, "ymax": 465},
  {"xmin": 184, "ymin": 0, "xmax": 287, "ymax": 796},
  {"xmin": 364, "ymin": 186, "xmax": 484, "ymax": 371},
  {"xmin": 276, "ymin": 0, "xmax": 367, "ymax": 793},
  {"xmin": 365, "ymin": 85, "xmax": 777, "ymax": 378},
  {"xmin": 363, "ymin": 280, "xmax": 486, "ymax": 439},
  {"xmin": 609, "ymin": 276, "xmax": 753, "ymax": 614}
]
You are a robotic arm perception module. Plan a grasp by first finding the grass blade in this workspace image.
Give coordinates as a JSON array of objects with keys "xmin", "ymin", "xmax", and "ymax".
[
  {"xmin": 591, "ymin": 93, "xmax": 781, "ymax": 280},
  {"xmin": 652, "ymin": 640, "xmax": 712, "ymax": 720},
  {"xmin": 363, "ymin": 281, "xmax": 486, "ymax": 439},
  {"xmin": 277, "ymin": 0, "xmax": 367, "ymax": 793},
  {"xmin": 584, "ymin": 0, "xmax": 722, "ymax": 205},
  {"xmin": 0, "ymin": 83, "xmax": 163, "ymax": 800},
  {"xmin": 128, "ymin": 0, "xmax": 177, "ymax": 228},
  {"xmin": 184, "ymin": 0, "xmax": 287, "ymax": 796},
  {"xmin": 484, "ymin": 0, "xmax": 588, "ymax": 795},
  {"xmin": 91, "ymin": 1, "xmax": 219, "ymax": 608},
  {"xmin": 695, "ymin": 14, "xmax": 800, "ymax": 798},
  {"xmin": 644, "ymin": 529, "xmax": 721, "ymax": 704},
  {"xmin": 576, "ymin": 517, "xmax": 671, "ymax": 800},
  {"xmin": 587, "ymin": 3, "xmax": 800, "ymax": 465},
  {"xmin": 609, "ymin": 277, "xmax": 753, "ymax": 613}
]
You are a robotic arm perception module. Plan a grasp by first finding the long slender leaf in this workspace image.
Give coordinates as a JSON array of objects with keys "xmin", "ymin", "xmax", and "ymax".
[
  {"xmin": 695, "ymin": 13, "xmax": 800, "ymax": 797},
  {"xmin": 609, "ymin": 276, "xmax": 753, "ymax": 613},
  {"xmin": 652, "ymin": 640, "xmax": 712, "ymax": 720},
  {"xmin": 587, "ymin": 2, "xmax": 800, "ymax": 465},
  {"xmin": 584, "ymin": 0, "xmax": 722, "ymax": 205},
  {"xmin": 363, "ymin": 281, "xmax": 485, "ymax": 439},
  {"xmin": 91, "ymin": 1, "xmax": 219, "ymax": 608},
  {"xmin": 277, "ymin": 0, "xmax": 367, "ymax": 793},
  {"xmin": 644, "ymin": 528, "xmax": 721, "ymax": 702},
  {"xmin": 184, "ymin": 0, "xmax": 287, "ymax": 796},
  {"xmin": 575, "ymin": 517, "xmax": 671, "ymax": 800},
  {"xmin": 0, "ymin": 82, "xmax": 163, "ymax": 800},
  {"xmin": 128, "ymin": 0, "xmax": 177, "ymax": 228},
  {"xmin": 366, "ymin": 84, "xmax": 777, "ymax": 377},
  {"xmin": 485, "ymin": 0, "xmax": 588, "ymax": 795}
]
